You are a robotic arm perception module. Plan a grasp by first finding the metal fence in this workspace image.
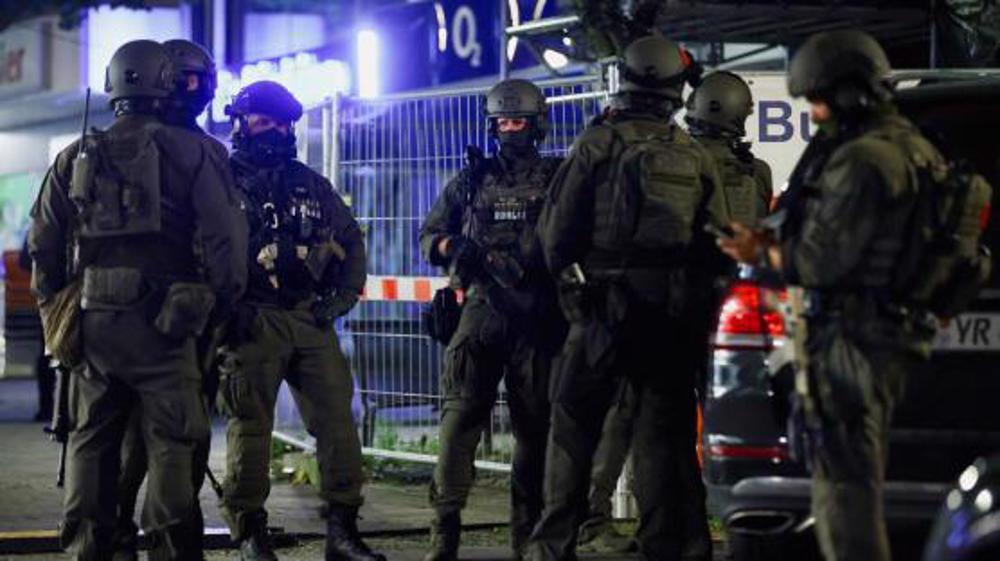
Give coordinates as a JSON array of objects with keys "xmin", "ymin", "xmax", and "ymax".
[{"xmin": 273, "ymin": 76, "xmax": 609, "ymax": 471}]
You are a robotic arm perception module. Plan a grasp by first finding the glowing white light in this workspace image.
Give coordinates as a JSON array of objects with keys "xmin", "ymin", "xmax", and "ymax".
[
  {"xmin": 435, "ymin": 3, "xmax": 448, "ymax": 52},
  {"xmin": 948, "ymin": 489, "xmax": 964, "ymax": 510},
  {"xmin": 543, "ymin": 49, "xmax": 569, "ymax": 69},
  {"xmin": 961, "ymin": 466, "xmax": 981, "ymax": 492},
  {"xmin": 212, "ymin": 57, "xmax": 351, "ymax": 123},
  {"xmin": 507, "ymin": 37, "xmax": 519, "ymax": 61},
  {"xmin": 533, "ymin": 0, "xmax": 548, "ymax": 20},
  {"xmin": 976, "ymin": 489, "xmax": 994, "ymax": 512},
  {"xmin": 507, "ymin": 0, "xmax": 520, "ymax": 61},
  {"xmin": 357, "ymin": 29, "xmax": 380, "ymax": 99},
  {"xmin": 86, "ymin": 6, "xmax": 187, "ymax": 92},
  {"xmin": 295, "ymin": 51, "xmax": 317, "ymax": 68},
  {"xmin": 508, "ymin": 0, "xmax": 521, "ymax": 26},
  {"xmin": 562, "ymin": 37, "xmax": 573, "ymax": 47}
]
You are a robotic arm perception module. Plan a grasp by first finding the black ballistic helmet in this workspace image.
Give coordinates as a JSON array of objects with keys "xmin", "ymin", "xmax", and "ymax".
[
  {"xmin": 483, "ymin": 78, "xmax": 549, "ymax": 141},
  {"xmin": 619, "ymin": 34, "xmax": 690, "ymax": 101},
  {"xmin": 163, "ymin": 39, "xmax": 217, "ymax": 113},
  {"xmin": 226, "ymin": 80, "xmax": 303, "ymax": 159},
  {"xmin": 104, "ymin": 40, "xmax": 176, "ymax": 102},
  {"xmin": 685, "ymin": 71, "xmax": 753, "ymax": 136},
  {"xmin": 788, "ymin": 29, "xmax": 892, "ymax": 108},
  {"xmin": 225, "ymin": 80, "xmax": 304, "ymax": 124},
  {"xmin": 924, "ymin": 456, "xmax": 1000, "ymax": 561}
]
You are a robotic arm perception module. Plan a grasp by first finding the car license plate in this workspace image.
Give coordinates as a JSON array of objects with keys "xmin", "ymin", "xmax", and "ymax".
[{"xmin": 933, "ymin": 313, "xmax": 1000, "ymax": 351}]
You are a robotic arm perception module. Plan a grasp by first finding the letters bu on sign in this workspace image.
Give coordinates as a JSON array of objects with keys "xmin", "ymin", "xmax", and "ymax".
[{"xmin": 679, "ymin": 72, "xmax": 814, "ymax": 196}]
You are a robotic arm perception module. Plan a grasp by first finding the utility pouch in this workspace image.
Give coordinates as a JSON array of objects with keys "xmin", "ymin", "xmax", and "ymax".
[
  {"xmin": 154, "ymin": 283, "xmax": 217, "ymax": 339},
  {"xmin": 69, "ymin": 146, "xmax": 96, "ymax": 208},
  {"xmin": 422, "ymin": 287, "xmax": 462, "ymax": 345},
  {"xmin": 39, "ymin": 280, "xmax": 83, "ymax": 368},
  {"xmin": 79, "ymin": 125, "xmax": 163, "ymax": 238},
  {"xmin": 304, "ymin": 239, "xmax": 347, "ymax": 281},
  {"xmin": 81, "ymin": 267, "xmax": 144, "ymax": 310}
]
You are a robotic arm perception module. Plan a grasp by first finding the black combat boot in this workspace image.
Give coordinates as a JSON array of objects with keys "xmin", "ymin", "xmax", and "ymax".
[
  {"xmin": 324, "ymin": 503, "xmax": 386, "ymax": 561},
  {"xmin": 147, "ymin": 520, "xmax": 204, "ymax": 561},
  {"xmin": 239, "ymin": 510, "xmax": 277, "ymax": 561},
  {"xmin": 423, "ymin": 511, "xmax": 460, "ymax": 561},
  {"xmin": 111, "ymin": 518, "xmax": 139, "ymax": 561}
]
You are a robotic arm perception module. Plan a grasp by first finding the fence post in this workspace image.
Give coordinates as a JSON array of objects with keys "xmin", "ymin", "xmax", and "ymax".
[
  {"xmin": 296, "ymin": 109, "xmax": 310, "ymax": 163},
  {"xmin": 326, "ymin": 93, "xmax": 342, "ymax": 184}
]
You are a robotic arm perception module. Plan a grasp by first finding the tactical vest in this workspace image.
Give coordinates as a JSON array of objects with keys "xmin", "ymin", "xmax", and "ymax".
[
  {"xmin": 69, "ymin": 121, "xmax": 198, "ymax": 278},
  {"xmin": 705, "ymin": 140, "xmax": 768, "ymax": 225},
  {"xmin": 234, "ymin": 158, "xmax": 337, "ymax": 299},
  {"xmin": 592, "ymin": 120, "xmax": 708, "ymax": 262},
  {"xmin": 872, "ymin": 122, "xmax": 992, "ymax": 318},
  {"xmin": 70, "ymin": 123, "xmax": 165, "ymax": 239},
  {"xmin": 807, "ymin": 118, "xmax": 944, "ymax": 289},
  {"xmin": 465, "ymin": 157, "xmax": 560, "ymax": 269}
]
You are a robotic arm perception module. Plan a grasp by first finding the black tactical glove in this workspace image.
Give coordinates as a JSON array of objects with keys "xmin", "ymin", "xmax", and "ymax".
[
  {"xmin": 448, "ymin": 236, "xmax": 482, "ymax": 287},
  {"xmin": 422, "ymin": 286, "xmax": 462, "ymax": 345},
  {"xmin": 312, "ymin": 291, "xmax": 359, "ymax": 328}
]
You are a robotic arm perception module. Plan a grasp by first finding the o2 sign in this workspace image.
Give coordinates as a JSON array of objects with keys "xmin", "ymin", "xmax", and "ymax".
[
  {"xmin": 451, "ymin": 5, "xmax": 482, "ymax": 68},
  {"xmin": 436, "ymin": 0, "xmax": 497, "ymax": 81}
]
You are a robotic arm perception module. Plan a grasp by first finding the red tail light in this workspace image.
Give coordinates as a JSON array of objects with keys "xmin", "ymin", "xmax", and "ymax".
[
  {"xmin": 707, "ymin": 444, "xmax": 789, "ymax": 462},
  {"xmin": 717, "ymin": 282, "xmax": 785, "ymax": 336}
]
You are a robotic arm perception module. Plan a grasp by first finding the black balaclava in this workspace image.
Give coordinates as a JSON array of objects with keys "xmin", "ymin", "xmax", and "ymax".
[
  {"xmin": 240, "ymin": 124, "xmax": 297, "ymax": 167},
  {"xmin": 495, "ymin": 117, "xmax": 539, "ymax": 163}
]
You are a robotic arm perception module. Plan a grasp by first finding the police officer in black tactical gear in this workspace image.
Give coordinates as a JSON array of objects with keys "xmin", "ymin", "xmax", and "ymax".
[
  {"xmin": 719, "ymin": 30, "xmax": 967, "ymax": 561},
  {"xmin": 526, "ymin": 35, "xmax": 729, "ymax": 561},
  {"xmin": 112, "ymin": 38, "xmax": 228, "ymax": 561},
  {"xmin": 577, "ymin": 69, "xmax": 777, "ymax": 555},
  {"xmin": 217, "ymin": 80, "xmax": 383, "ymax": 561},
  {"xmin": 30, "ymin": 40, "xmax": 247, "ymax": 561},
  {"xmin": 418, "ymin": 78, "xmax": 566, "ymax": 561},
  {"xmin": 685, "ymin": 71, "xmax": 772, "ymax": 225}
]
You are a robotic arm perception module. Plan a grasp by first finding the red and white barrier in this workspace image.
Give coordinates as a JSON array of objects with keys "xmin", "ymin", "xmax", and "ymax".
[{"xmin": 361, "ymin": 275, "xmax": 450, "ymax": 302}]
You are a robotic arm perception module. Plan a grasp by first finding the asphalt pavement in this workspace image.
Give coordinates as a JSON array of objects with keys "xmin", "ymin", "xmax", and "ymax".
[{"xmin": 1, "ymin": 377, "xmax": 715, "ymax": 560}]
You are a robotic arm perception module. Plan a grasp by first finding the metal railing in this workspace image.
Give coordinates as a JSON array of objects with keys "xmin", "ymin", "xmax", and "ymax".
[{"xmin": 274, "ymin": 77, "xmax": 609, "ymax": 471}]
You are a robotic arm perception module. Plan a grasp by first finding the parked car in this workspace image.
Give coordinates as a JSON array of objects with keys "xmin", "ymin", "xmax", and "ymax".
[{"xmin": 702, "ymin": 74, "xmax": 1000, "ymax": 561}]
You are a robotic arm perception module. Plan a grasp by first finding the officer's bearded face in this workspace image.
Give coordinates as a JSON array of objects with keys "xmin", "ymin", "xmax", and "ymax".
[
  {"xmin": 497, "ymin": 118, "xmax": 528, "ymax": 133},
  {"xmin": 247, "ymin": 114, "xmax": 291, "ymax": 137}
]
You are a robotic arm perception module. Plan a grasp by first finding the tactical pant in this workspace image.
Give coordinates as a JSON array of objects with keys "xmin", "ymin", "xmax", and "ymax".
[
  {"xmin": 63, "ymin": 308, "xmax": 209, "ymax": 561},
  {"xmin": 219, "ymin": 304, "xmax": 363, "ymax": 540},
  {"xmin": 116, "ymin": 403, "xmax": 211, "ymax": 557},
  {"xmin": 526, "ymin": 306, "xmax": 709, "ymax": 561},
  {"xmin": 807, "ymin": 319, "xmax": 915, "ymax": 561},
  {"xmin": 583, "ymin": 379, "xmax": 636, "ymax": 525},
  {"xmin": 430, "ymin": 296, "xmax": 553, "ymax": 554}
]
